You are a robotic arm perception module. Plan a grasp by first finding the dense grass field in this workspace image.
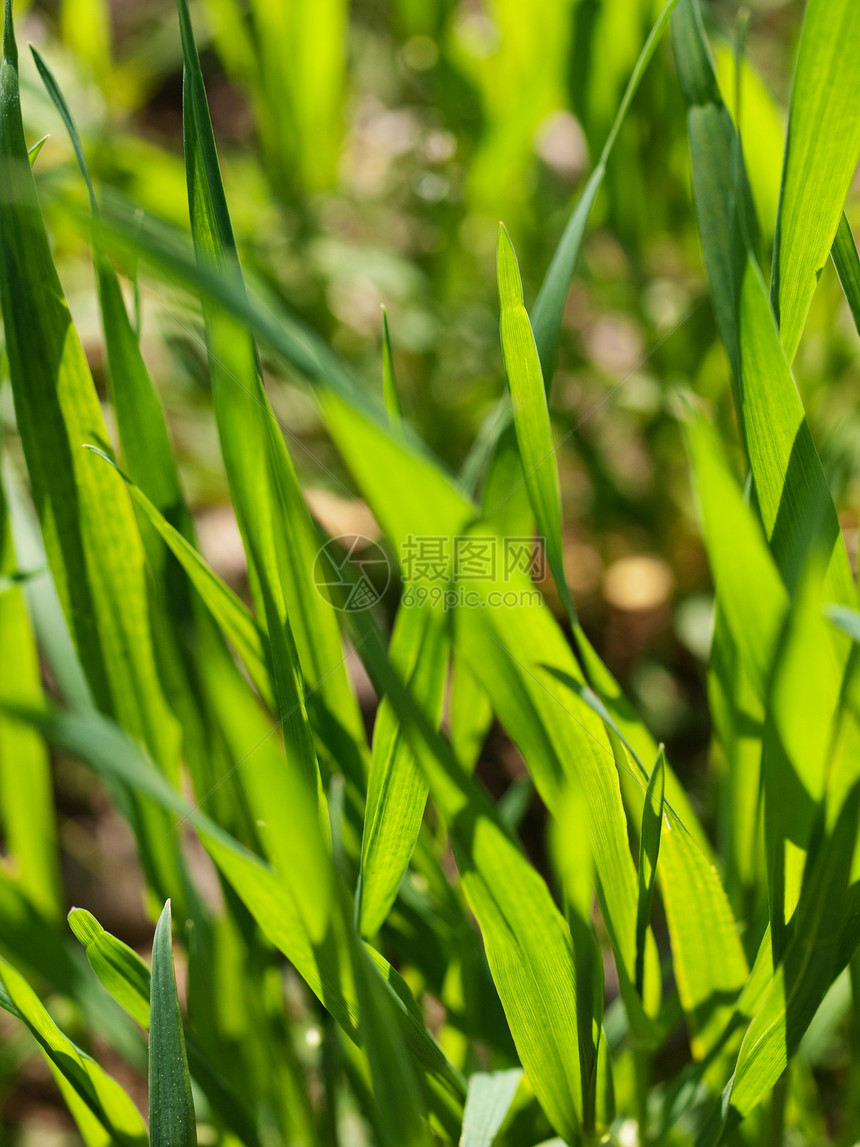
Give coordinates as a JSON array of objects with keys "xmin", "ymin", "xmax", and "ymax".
[{"xmin": 2, "ymin": 0, "xmax": 860, "ymax": 1143}]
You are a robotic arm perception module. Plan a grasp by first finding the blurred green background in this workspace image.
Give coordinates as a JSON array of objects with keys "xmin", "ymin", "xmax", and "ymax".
[{"xmin": 3, "ymin": 0, "xmax": 860, "ymax": 1136}]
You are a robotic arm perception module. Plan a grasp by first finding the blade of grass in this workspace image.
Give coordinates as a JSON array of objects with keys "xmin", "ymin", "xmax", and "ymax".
[
  {"xmin": 497, "ymin": 223, "xmax": 575, "ymax": 626},
  {"xmin": 673, "ymin": 0, "xmax": 856, "ymax": 609},
  {"xmin": 697, "ymin": 787, "xmax": 860, "ymax": 1144},
  {"xmin": 348, "ymin": 913, "xmax": 433, "ymax": 1147},
  {"xmin": 0, "ymin": 0, "xmax": 179, "ymax": 769},
  {"xmin": 530, "ymin": 0, "xmax": 680, "ymax": 389},
  {"xmin": 149, "ymin": 901, "xmax": 197, "ymax": 1147},
  {"xmin": 0, "ymin": 484, "xmax": 60, "ymax": 920},
  {"xmin": 770, "ymin": 0, "xmax": 860, "ymax": 361},
  {"xmin": 636, "ymin": 747, "xmax": 665, "ymax": 997},
  {"xmin": 14, "ymin": 701, "xmax": 465, "ymax": 1109},
  {"xmin": 0, "ymin": 0, "xmax": 193, "ymax": 915},
  {"xmin": 358, "ymin": 601, "xmax": 448, "ymax": 937},
  {"xmin": 381, "ymin": 305, "xmax": 402, "ymax": 423},
  {"xmin": 68, "ymin": 907, "xmax": 266, "ymax": 1147},
  {"xmin": 320, "ymin": 381, "xmax": 747, "ymax": 1059},
  {"xmin": 31, "ymin": 43, "xmax": 231, "ymax": 825},
  {"xmin": 460, "ymin": 1069, "xmax": 523, "ymax": 1147},
  {"xmin": 69, "ymin": 909, "xmax": 151, "ymax": 1028},
  {"xmin": 0, "ymin": 955, "xmax": 147, "ymax": 1145},
  {"xmin": 84, "ymin": 445, "xmax": 273, "ymax": 708},
  {"xmin": 177, "ymin": 0, "xmax": 367, "ymax": 794},
  {"xmin": 832, "ymin": 213, "xmax": 860, "ymax": 340}
]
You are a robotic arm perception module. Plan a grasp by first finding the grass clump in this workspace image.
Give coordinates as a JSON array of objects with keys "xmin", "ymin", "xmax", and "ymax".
[{"xmin": 1, "ymin": 0, "xmax": 860, "ymax": 1144}]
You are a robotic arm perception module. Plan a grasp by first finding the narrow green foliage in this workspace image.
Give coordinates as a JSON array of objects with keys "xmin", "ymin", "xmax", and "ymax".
[
  {"xmin": 770, "ymin": 0, "xmax": 860, "ymax": 360},
  {"xmin": 3, "ymin": 2, "xmax": 860, "ymax": 1143},
  {"xmin": 69, "ymin": 908, "xmax": 151, "ymax": 1028},
  {"xmin": 673, "ymin": 0, "xmax": 855, "ymax": 609},
  {"xmin": 381, "ymin": 305, "xmax": 402, "ymax": 423},
  {"xmin": 636, "ymin": 747, "xmax": 665, "ymax": 996},
  {"xmin": 359, "ymin": 602, "xmax": 447, "ymax": 937},
  {"xmin": 26, "ymin": 132, "xmax": 47, "ymax": 163},
  {"xmin": 832, "ymin": 213, "xmax": 860, "ymax": 339},
  {"xmin": 177, "ymin": 0, "xmax": 367, "ymax": 798},
  {"xmin": 0, "ymin": 486, "xmax": 60, "ymax": 920},
  {"xmin": 0, "ymin": 955, "xmax": 147, "ymax": 1145},
  {"xmin": 0, "ymin": 0, "xmax": 178, "ymax": 772},
  {"xmin": 84, "ymin": 446, "xmax": 272, "ymax": 706},
  {"xmin": 149, "ymin": 901, "xmax": 197, "ymax": 1147},
  {"xmin": 497, "ymin": 223, "xmax": 575, "ymax": 625},
  {"xmin": 348, "ymin": 925, "xmax": 432, "ymax": 1147},
  {"xmin": 460, "ymin": 1069, "xmax": 523, "ymax": 1147},
  {"xmin": 530, "ymin": 0, "xmax": 681, "ymax": 389}
]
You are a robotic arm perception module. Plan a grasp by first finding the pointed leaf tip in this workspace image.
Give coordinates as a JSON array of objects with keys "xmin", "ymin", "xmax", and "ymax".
[{"xmin": 3, "ymin": 0, "xmax": 17, "ymax": 66}]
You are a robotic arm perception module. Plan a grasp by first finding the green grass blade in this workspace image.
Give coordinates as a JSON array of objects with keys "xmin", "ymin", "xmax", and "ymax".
[
  {"xmin": 497, "ymin": 223, "xmax": 575, "ymax": 625},
  {"xmin": 530, "ymin": 0, "xmax": 679, "ymax": 388},
  {"xmin": 68, "ymin": 909, "xmax": 151, "ymax": 1028},
  {"xmin": 16, "ymin": 702, "xmax": 463, "ymax": 1107},
  {"xmin": 770, "ymin": 0, "xmax": 860, "ymax": 361},
  {"xmin": 30, "ymin": 45, "xmax": 96, "ymax": 208},
  {"xmin": 0, "ymin": 955, "xmax": 147, "ymax": 1145},
  {"xmin": 0, "ymin": 486, "xmax": 60, "ymax": 920},
  {"xmin": 0, "ymin": 0, "xmax": 179, "ymax": 772},
  {"xmin": 699, "ymin": 787, "xmax": 860, "ymax": 1142},
  {"xmin": 348, "ymin": 923, "xmax": 433, "ymax": 1147},
  {"xmin": 348, "ymin": 606, "xmax": 589, "ymax": 1143},
  {"xmin": 381, "ymin": 305, "xmax": 402, "ymax": 423},
  {"xmin": 460, "ymin": 1069, "xmax": 523, "ymax": 1147},
  {"xmin": 636, "ymin": 746, "xmax": 665, "ymax": 996},
  {"xmin": 320, "ymin": 377, "xmax": 746, "ymax": 1059},
  {"xmin": 708, "ymin": 610, "xmax": 765, "ymax": 926},
  {"xmin": 832, "ymin": 213, "xmax": 860, "ymax": 340},
  {"xmin": 68, "ymin": 906, "xmax": 264, "ymax": 1147},
  {"xmin": 686, "ymin": 418, "xmax": 787, "ymax": 701},
  {"xmin": 177, "ymin": 0, "xmax": 367, "ymax": 791},
  {"xmin": 149, "ymin": 900, "xmax": 197, "ymax": 1147},
  {"xmin": 358, "ymin": 602, "xmax": 447, "ymax": 937},
  {"xmin": 32, "ymin": 43, "xmax": 221, "ymax": 804},
  {"xmin": 26, "ymin": 132, "xmax": 47, "ymax": 163},
  {"xmin": 673, "ymin": 0, "xmax": 855, "ymax": 609},
  {"xmin": 85, "ymin": 446, "xmax": 273, "ymax": 707}
]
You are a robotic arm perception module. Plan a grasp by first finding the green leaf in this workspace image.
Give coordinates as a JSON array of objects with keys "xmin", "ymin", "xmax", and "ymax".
[
  {"xmin": 177, "ymin": 0, "xmax": 367, "ymax": 794},
  {"xmin": 381, "ymin": 305, "xmax": 402, "ymax": 423},
  {"xmin": 0, "ymin": 0, "xmax": 180, "ymax": 772},
  {"xmin": 770, "ymin": 0, "xmax": 860, "ymax": 361},
  {"xmin": 359, "ymin": 602, "xmax": 448, "ymax": 937},
  {"xmin": 149, "ymin": 900, "xmax": 197, "ymax": 1147},
  {"xmin": 530, "ymin": 0, "xmax": 680, "ymax": 388},
  {"xmin": 686, "ymin": 418, "xmax": 787, "ymax": 702},
  {"xmin": 68, "ymin": 906, "xmax": 263, "ymax": 1147},
  {"xmin": 698, "ymin": 787, "xmax": 860, "ymax": 1143},
  {"xmin": 460, "ymin": 1069, "xmax": 523, "ymax": 1147},
  {"xmin": 673, "ymin": 0, "xmax": 855, "ymax": 610},
  {"xmin": 0, "ymin": 485, "xmax": 60, "ymax": 920},
  {"xmin": 317, "ymin": 368, "xmax": 745, "ymax": 1061},
  {"xmin": 831, "ymin": 212, "xmax": 860, "ymax": 340},
  {"xmin": 348, "ymin": 924, "xmax": 432, "ymax": 1147},
  {"xmin": 636, "ymin": 747, "xmax": 665, "ymax": 996},
  {"xmin": 497, "ymin": 223, "xmax": 575, "ymax": 625},
  {"xmin": 345, "ymin": 606, "xmax": 590, "ymax": 1144},
  {"xmin": 26, "ymin": 132, "xmax": 47, "ymax": 164},
  {"xmin": 0, "ymin": 955, "xmax": 147, "ymax": 1146},
  {"xmin": 68, "ymin": 909, "xmax": 151, "ymax": 1029},
  {"xmin": 84, "ymin": 446, "xmax": 272, "ymax": 708}
]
